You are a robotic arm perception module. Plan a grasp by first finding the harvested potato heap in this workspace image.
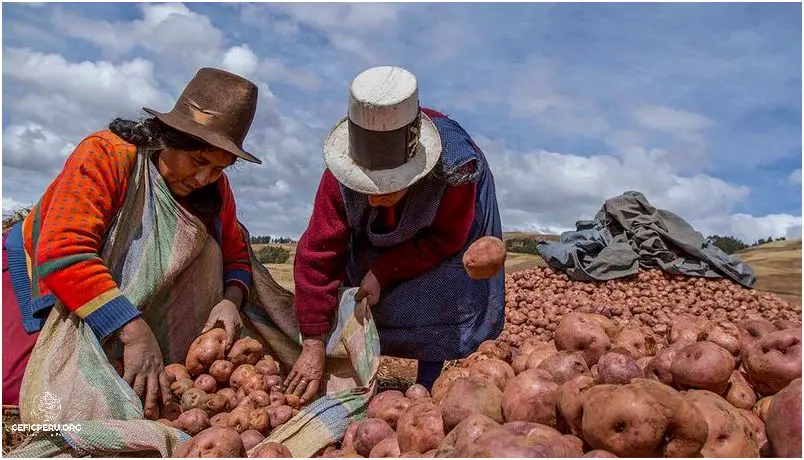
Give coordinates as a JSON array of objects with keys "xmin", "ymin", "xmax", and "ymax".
[
  {"xmin": 312, "ymin": 315, "xmax": 801, "ymax": 458},
  {"xmin": 501, "ymin": 267, "xmax": 801, "ymax": 348},
  {"xmin": 158, "ymin": 328, "xmax": 300, "ymax": 458}
]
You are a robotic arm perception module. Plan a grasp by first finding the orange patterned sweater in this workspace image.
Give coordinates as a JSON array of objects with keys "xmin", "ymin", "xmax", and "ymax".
[{"xmin": 19, "ymin": 130, "xmax": 252, "ymax": 340}]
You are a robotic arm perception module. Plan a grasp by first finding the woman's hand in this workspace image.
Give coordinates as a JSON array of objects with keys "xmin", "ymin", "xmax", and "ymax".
[
  {"xmin": 284, "ymin": 337, "xmax": 326, "ymax": 405},
  {"xmin": 355, "ymin": 270, "xmax": 381, "ymax": 307},
  {"xmin": 118, "ymin": 318, "xmax": 171, "ymax": 419},
  {"xmin": 202, "ymin": 286, "xmax": 245, "ymax": 350}
]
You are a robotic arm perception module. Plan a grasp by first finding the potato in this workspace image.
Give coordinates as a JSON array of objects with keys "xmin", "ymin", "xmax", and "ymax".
[
  {"xmin": 668, "ymin": 314, "xmax": 702, "ymax": 344},
  {"xmin": 237, "ymin": 394, "xmax": 258, "ymax": 411},
  {"xmin": 173, "ymin": 426, "xmax": 245, "ymax": 458},
  {"xmin": 671, "ymin": 341, "xmax": 735, "ymax": 394},
  {"xmin": 285, "ymin": 394, "xmax": 302, "ymax": 410},
  {"xmin": 225, "ymin": 407, "xmax": 252, "ymax": 434},
  {"xmin": 581, "ymin": 379, "xmax": 707, "ymax": 457},
  {"xmin": 583, "ymin": 450, "xmax": 618, "ymax": 457},
  {"xmin": 370, "ymin": 395, "xmax": 411, "ymax": 430},
  {"xmin": 743, "ymin": 328, "xmax": 802, "ymax": 396},
  {"xmin": 519, "ymin": 338, "xmax": 557, "ymax": 358},
  {"xmin": 217, "ymin": 388, "xmax": 238, "ymax": 409},
  {"xmin": 524, "ymin": 348, "xmax": 558, "ymax": 372},
  {"xmin": 209, "ymin": 360, "xmax": 235, "ymax": 384},
  {"xmin": 248, "ymin": 407, "xmax": 271, "ymax": 435},
  {"xmin": 467, "ymin": 358, "xmax": 515, "ymax": 392},
  {"xmin": 536, "ymin": 350, "xmax": 591, "ymax": 385},
  {"xmin": 270, "ymin": 405, "xmax": 294, "ymax": 428},
  {"xmin": 181, "ymin": 388, "xmax": 209, "ymax": 411},
  {"xmin": 405, "ymin": 384, "xmax": 430, "ymax": 401},
  {"xmin": 736, "ymin": 408, "xmax": 768, "ymax": 454},
  {"xmin": 248, "ymin": 390, "xmax": 271, "ymax": 408},
  {"xmin": 250, "ymin": 441, "xmax": 293, "ymax": 458},
  {"xmin": 354, "ymin": 418, "xmax": 395, "ymax": 457},
  {"xmin": 230, "ymin": 364, "xmax": 257, "ymax": 390},
  {"xmin": 210, "ymin": 412, "xmax": 230, "ymax": 427},
  {"xmin": 174, "ymin": 408, "xmax": 210, "ymax": 436},
  {"xmin": 774, "ymin": 319, "xmax": 799, "ymax": 330},
  {"xmin": 738, "ymin": 319, "xmax": 777, "ymax": 353},
  {"xmin": 556, "ymin": 375, "xmax": 596, "ymax": 436},
  {"xmin": 611, "ymin": 329, "xmax": 657, "ymax": 360},
  {"xmin": 269, "ymin": 391, "xmax": 286, "ymax": 408},
  {"xmin": 194, "ymin": 374, "xmax": 217, "ymax": 393},
  {"xmin": 240, "ymin": 374, "xmax": 267, "ymax": 395},
  {"xmin": 584, "ymin": 314, "xmax": 622, "ymax": 339},
  {"xmin": 595, "ymin": 352, "xmax": 641, "ymax": 385},
  {"xmin": 463, "ymin": 422, "xmax": 582, "ymax": 457},
  {"xmin": 698, "ymin": 321, "xmax": 741, "ymax": 361},
  {"xmin": 240, "ymin": 429, "xmax": 264, "ymax": 451},
  {"xmin": 724, "ymin": 371, "xmax": 757, "ymax": 410},
  {"xmin": 462, "ymin": 236, "xmax": 506, "ymax": 280},
  {"xmin": 438, "ymin": 376, "xmax": 504, "ymax": 432},
  {"xmin": 501, "ymin": 368, "xmax": 558, "ymax": 426},
  {"xmin": 369, "ymin": 436, "xmax": 400, "ymax": 458},
  {"xmin": 644, "ymin": 341, "xmax": 686, "ymax": 386},
  {"xmin": 255, "ymin": 358, "xmax": 280, "ymax": 376},
  {"xmin": 165, "ymin": 363, "xmax": 191, "ymax": 384},
  {"xmin": 753, "ymin": 396, "xmax": 773, "ymax": 422},
  {"xmin": 162, "ymin": 400, "xmax": 183, "ymax": 421},
  {"xmin": 477, "ymin": 340, "xmax": 512, "ymax": 363},
  {"xmin": 635, "ymin": 356, "xmax": 652, "ymax": 371},
  {"xmin": 203, "ymin": 393, "xmax": 230, "ymax": 416},
  {"xmin": 227, "ymin": 337, "xmax": 264, "ymax": 367},
  {"xmin": 395, "ymin": 400, "xmax": 445, "ymax": 454},
  {"xmin": 431, "ymin": 368, "xmax": 469, "ymax": 402},
  {"xmin": 684, "ymin": 390, "xmax": 759, "ymax": 457},
  {"xmin": 186, "ymin": 328, "xmax": 228, "ymax": 376},
  {"xmin": 433, "ymin": 414, "xmax": 498, "ymax": 457},
  {"xmin": 342, "ymin": 421, "xmax": 360, "ymax": 454},
  {"xmin": 171, "ymin": 378, "xmax": 195, "ymax": 398},
  {"xmin": 554, "ymin": 313, "xmax": 612, "ymax": 366},
  {"xmin": 511, "ymin": 354, "xmax": 530, "ymax": 375},
  {"xmin": 765, "ymin": 378, "xmax": 802, "ymax": 458},
  {"xmin": 461, "ymin": 351, "xmax": 492, "ymax": 368}
]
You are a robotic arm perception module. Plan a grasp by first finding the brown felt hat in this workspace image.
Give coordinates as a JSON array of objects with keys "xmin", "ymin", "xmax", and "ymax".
[{"xmin": 143, "ymin": 67, "xmax": 262, "ymax": 164}]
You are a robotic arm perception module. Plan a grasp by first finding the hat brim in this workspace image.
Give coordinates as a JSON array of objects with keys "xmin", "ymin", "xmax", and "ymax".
[
  {"xmin": 142, "ymin": 107, "xmax": 262, "ymax": 164},
  {"xmin": 323, "ymin": 112, "xmax": 442, "ymax": 194}
]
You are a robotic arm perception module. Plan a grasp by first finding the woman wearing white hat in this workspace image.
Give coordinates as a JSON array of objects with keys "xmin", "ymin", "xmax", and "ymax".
[{"xmin": 284, "ymin": 66, "xmax": 505, "ymax": 401}]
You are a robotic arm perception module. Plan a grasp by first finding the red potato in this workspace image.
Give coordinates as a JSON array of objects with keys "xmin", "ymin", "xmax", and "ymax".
[
  {"xmin": 342, "ymin": 421, "xmax": 360, "ymax": 454},
  {"xmin": 684, "ymin": 390, "xmax": 759, "ymax": 457},
  {"xmin": 174, "ymin": 408, "xmax": 210, "ymax": 436},
  {"xmin": 519, "ymin": 338, "xmax": 557, "ymax": 358},
  {"xmin": 583, "ymin": 450, "xmax": 618, "ymax": 457},
  {"xmin": 240, "ymin": 373, "xmax": 267, "ymax": 395},
  {"xmin": 249, "ymin": 442, "xmax": 293, "ymax": 458},
  {"xmin": 249, "ymin": 390, "xmax": 271, "ymax": 408},
  {"xmin": 438, "ymin": 376, "xmax": 504, "ymax": 432},
  {"xmin": 536, "ymin": 350, "xmax": 591, "ymax": 385},
  {"xmin": 240, "ymin": 429, "xmax": 264, "ymax": 451},
  {"xmin": 162, "ymin": 400, "xmax": 183, "ymax": 422},
  {"xmin": 698, "ymin": 320, "xmax": 741, "ymax": 361},
  {"xmin": 194, "ymin": 374, "xmax": 217, "ymax": 393},
  {"xmin": 524, "ymin": 347, "xmax": 558, "ymax": 372},
  {"xmin": 405, "ymin": 384, "xmax": 430, "ymax": 401},
  {"xmin": 255, "ymin": 358, "xmax": 279, "ymax": 376},
  {"xmin": 285, "ymin": 394, "xmax": 301, "ymax": 410},
  {"xmin": 554, "ymin": 313, "xmax": 612, "ymax": 366},
  {"xmin": 738, "ymin": 319, "xmax": 778, "ymax": 353},
  {"xmin": 237, "ymin": 394, "xmax": 258, "ymax": 411},
  {"xmin": 462, "ymin": 236, "xmax": 506, "ymax": 280},
  {"xmin": 644, "ymin": 341, "xmax": 687, "ymax": 386},
  {"xmin": 203, "ymin": 393, "xmax": 230, "ymax": 416},
  {"xmin": 369, "ymin": 395, "xmax": 411, "ymax": 430},
  {"xmin": 511, "ymin": 354, "xmax": 530, "ymax": 375},
  {"xmin": 736, "ymin": 408, "xmax": 768, "ymax": 454},
  {"xmin": 668, "ymin": 315, "xmax": 702, "ymax": 344},
  {"xmin": 264, "ymin": 374, "xmax": 283, "ymax": 391},
  {"xmin": 433, "ymin": 414, "xmax": 499, "ymax": 457},
  {"xmin": 774, "ymin": 319, "xmax": 799, "ymax": 330},
  {"xmin": 594, "ymin": 352, "xmax": 642, "ymax": 385},
  {"xmin": 230, "ymin": 364, "xmax": 258, "ymax": 390},
  {"xmin": 269, "ymin": 391, "xmax": 286, "ymax": 408},
  {"xmin": 209, "ymin": 360, "xmax": 235, "ymax": 384},
  {"xmin": 171, "ymin": 378, "xmax": 195, "ymax": 398},
  {"xmin": 270, "ymin": 405, "xmax": 294, "ymax": 428},
  {"xmin": 477, "ymin": 340, "xmax": 513, "ymax": 363},
  {"xmin": 430, "ymin": 368, "xmax": 469, "ymax": 402},
  {"xmin": 216, "ymin": 388, "xmax": 237, "ymax": 410},
  {"xmin": 369, "ymin": 436, "xmax": 400, "ymax": 458},
  {"xmin": 743, "ymin": 328, "xmax": 802, "ymax": 396},
  {"xmin": 354, "ymin": 418, "xmax": 395, "ymax": 457},
  {"xmin": 181, "ymin": 388, "xmax": 209, "ymax": 411},
  {"xmin": 173, "ymin": 426, "xmax": 245, "ymax": 458},
  {"xmin": 226, "ymin": 407, "xmax": 252, "ymax": 434},
  {"xmin": 671, "ymin": 341, "xmax": 735, "ymax": 394},
  {"xmin": 396, "ymin": 400, "xmax": 445, "ymax": 454},
  {"xmin": 753, "ymin": 396, "xmax": 773, "ymax": 422},
  {"xmin": 210, "ymin": 412, "xmax": 230, "ymax": 427},
  {"xmin": 501, "ymin": 369, "xmax": 558, "ymax": 426},
  {"xmin": 185, "ymin": 328, "xmax": 228, "ymax": 376},
  {"xmin": 724, "ymin": 371, "xmax": 757, "ymax": 410},
  {"xmin": 765, "ymin": 378, "xmax": 802, "ymax": 458},
  {"xmin": 248, "ymin": 407, "xmax": 271, "ymax": 435},
  {"xmin": 581, "ymin": 379, "xmax": 708, "ymax": 457},
  {"xmin": 165, "ymin": 363, "xmax": 191, "ymax": 384},
  {"xmin": 227, "ymin": 337, "xmax": 264, "ymax": 367},
  {"xmin": 611, "ymin": 329, "xmax": 657, "ymax": 360},
  {"xmin": 467, "ymin": 358, "xmax": 515, "ymax": 392},
  {"xmin": 462, "ymin": 422, "xmax": 582, "ymax": 457},
  {"xmin": 556, "ymin": 375, "xmax": 596, "ymax": 436}
]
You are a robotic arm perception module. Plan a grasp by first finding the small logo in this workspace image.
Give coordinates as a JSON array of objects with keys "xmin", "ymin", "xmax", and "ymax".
[{"xmin": 30, "ymin": 392, "xmax": 61, "ymax": 422}]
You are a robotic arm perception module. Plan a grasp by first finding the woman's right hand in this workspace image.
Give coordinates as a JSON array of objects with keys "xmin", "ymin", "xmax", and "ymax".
[
  {"xmin": 284, "ymin": 336, "xmax": 326, "ymax": 405},
  {"xmin": 118, "ymin": 318, "xmax": 172, "ymax": 419}
]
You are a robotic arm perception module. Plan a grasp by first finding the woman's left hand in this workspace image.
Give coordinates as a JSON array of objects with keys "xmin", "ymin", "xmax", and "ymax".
[
  {"xmin": 202, "ymin": 298, "xmax": 243, "ymax": 351},
  {"xmin": 355, "ymin": 270, "xmax": 381, "ymax": 307}
]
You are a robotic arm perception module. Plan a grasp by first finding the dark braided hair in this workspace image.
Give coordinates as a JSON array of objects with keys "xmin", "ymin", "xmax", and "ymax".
[{"xmin": 109, "ymin": 117, "xmax": 224, "ymax": 218}]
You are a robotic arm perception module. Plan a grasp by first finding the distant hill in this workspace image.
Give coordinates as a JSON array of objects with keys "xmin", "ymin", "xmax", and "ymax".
[{"xmin": 735, "ymin": 239, "xmax": 802, "ymax": 305}]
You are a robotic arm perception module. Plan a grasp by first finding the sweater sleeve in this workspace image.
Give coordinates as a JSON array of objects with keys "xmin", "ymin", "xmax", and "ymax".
[
  {"xmin": 217, "ymin": 173, "xmax": 253, "ymax": 303},
  {"xmin": 33, "ymin": 135, "xmax": 140, "ymax": 340},
  {"xmin": 293, "ymin": 170, "xmax": 351, "ymax": 336},
  {"xmin": 370, "ymin": 180, "xmax": 477, "ymax": 289}
]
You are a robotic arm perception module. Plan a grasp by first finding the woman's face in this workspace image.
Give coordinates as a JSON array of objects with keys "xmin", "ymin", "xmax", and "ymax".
[
  {"xmin": 157, "ymin": 147, "xmax": 235, "ymax": 197},
  {"xmin": 368, "ymin": 188, "xmax": 408, "ymax": 207}
]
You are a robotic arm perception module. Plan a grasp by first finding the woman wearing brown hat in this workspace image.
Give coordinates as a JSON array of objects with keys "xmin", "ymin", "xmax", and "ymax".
[
  {"xmin": 2, "ymin": 68, "xmax": 261, "ymax": 413},
  {"xmin": 285, "ymin": 66, "xmax": 505, "ymax": 402}
]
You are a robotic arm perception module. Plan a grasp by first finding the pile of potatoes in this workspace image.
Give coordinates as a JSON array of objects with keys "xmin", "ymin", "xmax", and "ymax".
[
  {"xmin": 156, "ymin": 328, "xmax": 298, "ymax": 457},
  {"xmin": 500, "ymin": 267, "xmax": 801, "ymax": 348},
  {"xmin": 312, "ymin": 314, "xmax": 801, "ymax": 458}
]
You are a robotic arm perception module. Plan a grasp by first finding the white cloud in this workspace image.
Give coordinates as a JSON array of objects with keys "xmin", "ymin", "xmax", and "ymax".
[
  {"xmin": 789, "ymin": 169, "xmax": 801, "ymax": 185},
  {"xmin": 632, "ymin": 105, "xmax": 712, "ymax": 140},
  {"xmin": 697, "ymin": 213, "xmax": 803, "ymax": 245},
  {"xmin": 222, "ymin": 45, "xmax": 260, "ymax": 80},
  {"xmin": 2, "ymin": 122, "xmax": 75, "ymax": 174}
]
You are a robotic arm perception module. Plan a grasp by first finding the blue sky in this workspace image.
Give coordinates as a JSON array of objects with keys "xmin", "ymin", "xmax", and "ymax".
[{"xmin": 2, "ymin": 2, "xmax": 801, "ymax": 243}]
